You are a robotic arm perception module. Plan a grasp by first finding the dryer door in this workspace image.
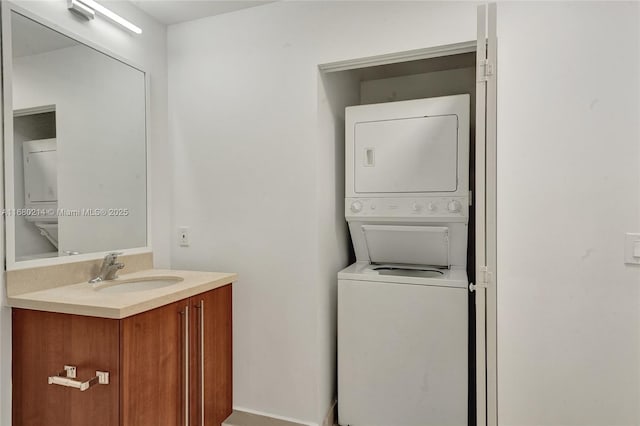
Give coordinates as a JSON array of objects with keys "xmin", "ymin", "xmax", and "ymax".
[{"xmin": 354, "ymin": 114, "xmax": 458, "ymax": 194}]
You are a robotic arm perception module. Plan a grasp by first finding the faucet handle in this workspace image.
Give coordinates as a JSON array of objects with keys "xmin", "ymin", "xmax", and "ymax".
[{"xmin": 104, "ymin": 252, "xmax": 123, "ymax": 263}]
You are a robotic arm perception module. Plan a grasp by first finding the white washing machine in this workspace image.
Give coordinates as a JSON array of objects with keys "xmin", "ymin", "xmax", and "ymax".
[{"xmin": 338, "ymin": 95, "xmax": 470, "ymax": 426}]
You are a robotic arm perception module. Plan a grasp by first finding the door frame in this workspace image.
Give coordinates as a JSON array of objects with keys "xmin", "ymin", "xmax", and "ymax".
[
  {"xmin": 476, "ymin": 3, "xmax": 498, "ymax": 426},
  {"xmin": 318, "ymin": 7, "xmax": 499, "ymax": 422},
  {"xmin": 318, "ymin": 41, "xmax": 477, "ymax": 73}
]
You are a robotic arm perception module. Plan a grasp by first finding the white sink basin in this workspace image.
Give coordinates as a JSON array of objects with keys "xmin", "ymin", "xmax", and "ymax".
[{"xmin": 95, "ymin": 276, "xmax": 184, "ymax": 293}]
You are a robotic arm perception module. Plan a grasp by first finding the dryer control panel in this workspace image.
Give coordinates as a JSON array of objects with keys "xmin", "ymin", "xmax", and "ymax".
[{"xmin": 345, "ymin": 197, "xmax": 469, "ymax": 222}]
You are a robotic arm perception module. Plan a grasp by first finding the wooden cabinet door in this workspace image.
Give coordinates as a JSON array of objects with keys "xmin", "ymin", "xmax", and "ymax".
[
  {"xmin": 120, "ymin": 300, "xmax": 187, "ymax": 426},
  {"xmin": 189, "ymin": 285, "xmax": 232, "ymax": 426},
  {"xmin": 12, "ymin": 309, "xmax": 119, "ymax": 426}
]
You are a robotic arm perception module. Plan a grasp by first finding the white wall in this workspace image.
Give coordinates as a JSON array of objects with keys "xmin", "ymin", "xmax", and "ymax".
[
  {"xmin": 316, "ymin": 69, "xmax": 360, "ymax": 423},
  {"xmin": 360, "ymin": 67, "xmax": 476, "ymax": 106},
  {"xmin": 0, "ymin": 2, "xmax": 168, "ymax": 424},
  {"xmin": 168, "ymin": 2, "xmax": 478, "ymax": 424},
  {"xmin": 496, "ymin": 2, "xmax": 640, "ymax": 425}
]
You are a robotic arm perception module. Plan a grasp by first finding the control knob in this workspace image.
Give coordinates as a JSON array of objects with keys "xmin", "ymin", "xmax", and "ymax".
[
  {"xmin": 411, "ymin": 202, "xmax": 422, "ymax": 212},
  {"xmin": 427, "ymin": 202, "xmax": 437, "ymax": 212},
  {"xmin": 447, "ymin": 200, "xmax": 462, "ymax": 213},
  {"xmin": 350, "ymin": 201, "xmax": 363, "ymax": 213}
]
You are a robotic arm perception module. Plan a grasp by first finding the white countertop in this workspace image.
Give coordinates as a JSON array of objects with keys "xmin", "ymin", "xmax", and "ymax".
[{"xmin": 7, "ymin": 269, "xmax": 237, "ymax": 319}]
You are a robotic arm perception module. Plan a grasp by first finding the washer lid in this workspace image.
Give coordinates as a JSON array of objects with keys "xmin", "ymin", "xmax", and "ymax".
[{"xmin": 362, "ymin": 225, "xmax": 449, "ymax": 267}]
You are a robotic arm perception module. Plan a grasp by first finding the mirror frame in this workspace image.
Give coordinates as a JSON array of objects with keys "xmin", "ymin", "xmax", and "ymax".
[{"xmin": 1, "ymin": 1, "xmax": 152, "ymax": 271}]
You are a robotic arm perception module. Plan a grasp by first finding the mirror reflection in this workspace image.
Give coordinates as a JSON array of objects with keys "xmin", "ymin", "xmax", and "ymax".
[{"xmin": 10, "ymin": 12, "xmax": 147, "ymax": 262}]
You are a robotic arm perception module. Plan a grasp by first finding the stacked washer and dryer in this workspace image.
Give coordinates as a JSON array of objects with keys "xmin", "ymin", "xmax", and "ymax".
[{"xmin": 338, "ymin": 94, "xmax": 470, "ymax": 426}]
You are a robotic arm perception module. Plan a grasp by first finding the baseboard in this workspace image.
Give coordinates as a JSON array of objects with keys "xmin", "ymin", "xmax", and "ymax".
[
  {"xmin": 322, "ymin": 399, "xmax": 337, "ymax": 426},
  {"xmin": 226, "ymin": 407, "xmax": 318, "ymax": 426}
]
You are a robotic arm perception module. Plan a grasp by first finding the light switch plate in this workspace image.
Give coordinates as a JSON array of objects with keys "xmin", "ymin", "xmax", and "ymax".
[{"xmin": 624, "ymin": 233, "xmax": 640, "ymax": 265}]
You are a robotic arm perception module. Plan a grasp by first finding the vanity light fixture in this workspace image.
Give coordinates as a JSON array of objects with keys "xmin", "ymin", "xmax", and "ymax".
[
  {"xmin": 67, "ymin": 0, "xmax": 142, "ymax": 34},
  {"xmin": 68, "ymin": 0, "xmax": 95, "ymax": 20}
]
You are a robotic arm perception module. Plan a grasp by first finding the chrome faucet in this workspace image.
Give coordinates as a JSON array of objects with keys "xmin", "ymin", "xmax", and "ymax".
[{"xmin": 89, "ymin": 252, "xmax": 125, "ymax": 284}]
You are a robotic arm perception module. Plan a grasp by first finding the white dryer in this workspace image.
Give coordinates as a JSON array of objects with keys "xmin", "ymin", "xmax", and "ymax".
[{"xmin": 338, "ymin": 95, "xmax": 470, "ymax": 426}]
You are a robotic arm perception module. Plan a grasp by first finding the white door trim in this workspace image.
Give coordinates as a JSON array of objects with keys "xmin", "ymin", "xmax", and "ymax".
[
  {"xmin": 475, "ymin": 4, "xmax": 488, "ymax": 426},
  {"xmin": 486, "ymin": 4, "xmax": 499, "ymax": 426},
  {"xmin": 476, "ymin": 3, "xmax": 498, "ymax": 426},
  {"xmin": 318, "ymin": 41, "xmax": 477, "ymax": 73}
]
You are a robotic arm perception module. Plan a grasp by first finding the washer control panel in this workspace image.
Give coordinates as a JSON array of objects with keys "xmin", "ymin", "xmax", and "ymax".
[{"xmin": 346, "ymin": 197, "xmax": 469, "ymax": 219}]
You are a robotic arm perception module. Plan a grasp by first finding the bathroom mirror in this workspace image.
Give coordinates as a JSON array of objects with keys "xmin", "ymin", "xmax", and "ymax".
[{"xmin": 3, "ymin": 7, "xmax": 149, "ymax": 269}]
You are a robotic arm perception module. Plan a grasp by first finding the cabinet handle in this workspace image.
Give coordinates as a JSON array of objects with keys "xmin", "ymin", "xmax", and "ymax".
[
  {"xmin": 180, "ymin": 306, "xmax": 190, "ymax": 426},
  {"xmin": 48, "ymin": 365, "xmax": 109, "ymax": 391},
  {"xmin": 199, "ymin": 300, "xmax": 205, "ymax": 426}
]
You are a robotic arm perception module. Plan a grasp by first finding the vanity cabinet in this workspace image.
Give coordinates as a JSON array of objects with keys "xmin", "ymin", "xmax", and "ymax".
[{"xmin": 12, "ymin": 284, "xmax": 232, "ymax": 426}]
